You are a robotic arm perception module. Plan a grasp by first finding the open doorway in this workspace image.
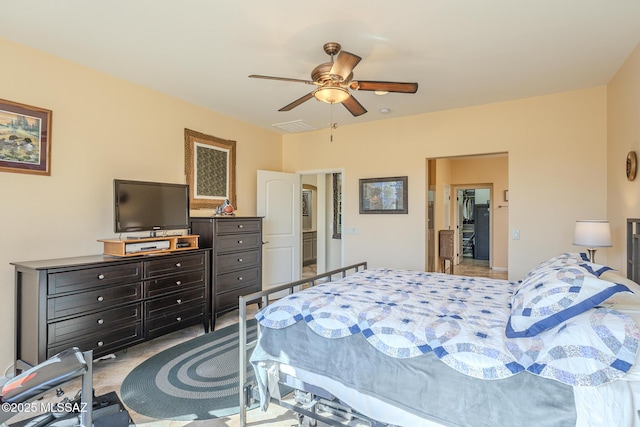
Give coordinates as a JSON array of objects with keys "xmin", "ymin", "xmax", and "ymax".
[
  {"xmin": 456, "ymin": 187, "xmax": 491, "ymax": 267},
  {"xmin": 300, "ymin": 172, "xmax": 343, "ymax": 278},
  {"xmin": 426, "ymin": 153, "xmax": 508, "ymax": 277}
]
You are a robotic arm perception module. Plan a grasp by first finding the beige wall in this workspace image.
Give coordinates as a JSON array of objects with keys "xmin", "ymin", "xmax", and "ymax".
[
  {"xmin": 434, "ymin": 158, "xmax": 453, "ymax": 235},
  {"xmin": 607, "ymin": 43, "xmax": 640, "ymax": 272},
  {"xmin": 282, "ymin": 87, "xmax": 608, "ymax": 279},
  {"xmin": 0, "ymin": 38, "xmax": 282, "ymax": 371}
]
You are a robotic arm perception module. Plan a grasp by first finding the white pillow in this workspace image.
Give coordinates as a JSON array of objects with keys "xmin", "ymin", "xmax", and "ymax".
[
  {"xmin": 524, "ymin": 252, "xmax": 612, "ymax": 279},
  {"xmin": 600, "ymin": 271, "xmax": 640, "ymax": 310}
]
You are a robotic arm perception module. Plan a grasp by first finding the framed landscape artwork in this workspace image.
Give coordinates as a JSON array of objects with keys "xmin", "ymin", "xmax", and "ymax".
[
  {"xmin": 359, "ymin": 176, "xmax": 408, "ymax": 214},
  {"xmin": 0, "ymin": 99, "xmax": 52, "ymax": 176},
  {"xmin": 184, "ymin": 128, "xmax": 236, "ymax": 210}
]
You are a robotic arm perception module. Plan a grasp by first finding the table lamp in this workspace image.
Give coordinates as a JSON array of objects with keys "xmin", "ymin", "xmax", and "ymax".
[{"xmin": 573, "ymin": 220, "xmax": 612, "ymax": 263}]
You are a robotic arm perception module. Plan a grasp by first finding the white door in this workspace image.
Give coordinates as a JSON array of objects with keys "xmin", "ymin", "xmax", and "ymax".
[{"xmin": 257, "ymin": 170, "xmax": 301, "ymax": 291}]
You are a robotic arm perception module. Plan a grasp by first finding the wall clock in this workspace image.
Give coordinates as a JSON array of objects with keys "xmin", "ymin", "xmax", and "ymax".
[{"xmin": 627, "ymin": 151, "xmax": 637, "ymax": 181}]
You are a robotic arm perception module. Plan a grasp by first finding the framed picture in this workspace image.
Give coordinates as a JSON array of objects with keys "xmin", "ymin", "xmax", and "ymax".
[
  {"xmin": 333, "ymin": 173, "xmax": 342, "ymax": 239},
  {"xmin": 184, "ymin": 128, "xmax": 236, "ymax": 210},
  {"xmin": 302, "ymin": 189, "xmax": 311, "ymax": 216},
  {"xmin": 359, "ymin": 176, "xmax": 408, "ymax": 214},
  {"xmin": 0, "ymin": 99, "xmax": 52, "ymax": 176}
]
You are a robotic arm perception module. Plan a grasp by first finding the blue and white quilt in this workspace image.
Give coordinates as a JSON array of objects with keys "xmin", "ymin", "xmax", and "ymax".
[{"xmin": 256, "ymin": 268, "xmax": 640, "ymax": 387}]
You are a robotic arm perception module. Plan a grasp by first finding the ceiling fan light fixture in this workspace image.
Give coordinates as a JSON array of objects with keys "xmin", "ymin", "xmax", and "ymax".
[
  {"xmin": 314, "ymin": 86, "xmax": 350, "ymax": 104},
  {"xmin": 374, "ymin": 90, "xmax": 389, "ymax": 96}
]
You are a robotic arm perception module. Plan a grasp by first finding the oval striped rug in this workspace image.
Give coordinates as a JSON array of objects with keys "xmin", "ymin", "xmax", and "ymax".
[{"xmin": 121, "ymin": 320, "xmax": 257, "ymax": 420}]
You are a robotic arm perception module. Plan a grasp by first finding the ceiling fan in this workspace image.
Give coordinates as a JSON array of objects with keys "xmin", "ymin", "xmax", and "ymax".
[{"xmin": 249, "ymin": 42, "xmax": 418, "ymax": 117}]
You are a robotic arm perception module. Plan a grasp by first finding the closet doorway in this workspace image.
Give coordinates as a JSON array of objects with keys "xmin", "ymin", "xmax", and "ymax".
[{"xmin": 457, "ymin": 188, "xmax": 491, "ymax": 266}]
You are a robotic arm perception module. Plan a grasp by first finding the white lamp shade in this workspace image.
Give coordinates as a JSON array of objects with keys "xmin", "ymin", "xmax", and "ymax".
[{"xmin": 573, "ymin": 220, "xmax": 612, "ymax": 247}]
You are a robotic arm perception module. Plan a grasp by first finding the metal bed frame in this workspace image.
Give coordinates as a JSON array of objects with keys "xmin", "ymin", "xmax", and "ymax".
[{"xmin": 238, "ymin": 262, "xmax": 370, "ymax": 427}]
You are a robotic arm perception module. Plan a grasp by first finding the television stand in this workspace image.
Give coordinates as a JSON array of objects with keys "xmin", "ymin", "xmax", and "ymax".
[{"xmin": 98, "ymin": 235, "xmax": 199, "ymax": 257}]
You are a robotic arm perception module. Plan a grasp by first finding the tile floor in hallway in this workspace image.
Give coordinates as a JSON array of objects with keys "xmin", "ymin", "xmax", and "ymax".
[
  {"xmin": 453, "ymin": 258, "xmax": 508, "ymax": 280},
  {"xmin": 11, "ymin": 260, "xmax": 503, "ymax": 427}
]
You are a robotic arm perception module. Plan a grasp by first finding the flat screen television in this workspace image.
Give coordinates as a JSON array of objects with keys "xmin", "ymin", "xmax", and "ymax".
[{"xmin": 114, "ymin": 179, "xmax": 190, "ymax": 235}]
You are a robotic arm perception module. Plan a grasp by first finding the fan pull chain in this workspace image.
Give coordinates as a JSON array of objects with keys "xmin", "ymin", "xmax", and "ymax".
[{"xmin": 330, "ymin": 103, "xmax": 337, "ymax": 142}]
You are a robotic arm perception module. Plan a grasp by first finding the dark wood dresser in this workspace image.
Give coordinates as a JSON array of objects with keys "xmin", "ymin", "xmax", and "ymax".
[
  {"xmin": 190, "ymin": 216, "xmax": 263, "ymax": 329},
  {"xmin": 12, "ymin": 249, "xmax": 210, "ymax": 370}
]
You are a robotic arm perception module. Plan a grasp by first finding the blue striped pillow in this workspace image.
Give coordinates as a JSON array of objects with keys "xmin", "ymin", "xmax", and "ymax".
[{"xmin": 506, "ymin": 265, "xmax": 630, "ymax": 338}]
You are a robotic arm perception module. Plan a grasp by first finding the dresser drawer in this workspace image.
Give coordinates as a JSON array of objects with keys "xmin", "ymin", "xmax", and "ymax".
[
  {"xmin": 146, "ymin": 305, "xmax": 205, "ymax": 338},
  {"xmin": 48, "ymin": 303, "xmax": 142, "ymax": 346},
  {"xmin": 216, "ymin": 284, "xmax": 260, "ymax": 313},
  {"xmin": 216, "ymin": 250, "xmax": 260, "ymax": 273},
  {"xmin": 215, "ymin": 219, "xmax": 262, "ymax": 235},
  {"xmin": 47, "ymin": 322, "xmax": 143, "ymax": 359},
  {"xmin": 144, "ymin": 252, "xmax": 205, "ymax": 278},
  {"xmin": 145, "ymin": 288, "xmax": 206, "ymax": 319},
  {"xmin": 216, "ymin": 266, "xmax": 260, "ymax": 293},
  {"xmin": 145, "ymin": 270, "xmax": 206, "ymax": 298},
  {"xmin": 216, "ymin": 233, "xmax": 261, "ymax": 253},
  {"xmin": 47, "ymin": 283, "xmax": 142, "ymax": 320},
  {"xmin": 48, "ymin": 262, "xmax": 141, "ymax": 295}
]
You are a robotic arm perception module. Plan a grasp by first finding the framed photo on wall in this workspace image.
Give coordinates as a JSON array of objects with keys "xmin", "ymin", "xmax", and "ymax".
[
  {"xmin": 184, "ymin": 128, "xmax": 236, "ymax": 210},
  {"xmin": 359, "ymin": 176, "xmax": 408, "ymax": 214},
  {"xmin": 333, "ymin": 173, "xmax": 342, "ymax": 239},
  {"xmin": 302, "ymin": 189, "xmax": 311, "ymax": 216},
  {"xmin": 0, "ymin": 98, "xmax": 52, "ymax": 176}
]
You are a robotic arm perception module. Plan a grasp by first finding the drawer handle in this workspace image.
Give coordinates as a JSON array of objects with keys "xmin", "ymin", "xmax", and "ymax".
[
  {"xmin": 238, "ymin": 276, "xmax": 243, "ymax": 281},
  {"xmin": 238, "ymin": 224, "xmax": 244, "ymax": 228},
  {"xmin": 238, "ymin": 240, "xmax": 243, "ymax": 244},
  {"xmin": 97, "ymin": 341, "xmax": 104, "ymax": 347},
  {"xmin": 97, "ymin": 274, "xmax": 105, "ymax": 280},
  {"xmin": 238, "ymin": 258, "xmax": 243, "ymax": 262},
  {"xmin": 97, "ymin": 319, "xmax": 104, "ymax": 325},
  {"xmin": 177, "ymin": 298, "xmax": 182, "ymax": 304},
  {"xmin": 176, "ymin": 316, "xmax": 182, "ymax": 322},
  {"xmin": 176, "ymin": 280, "xmax": 182, "ymax": 285},
  {"xmin": 97, "ymin": 296, "xmax": 104, "ymax": 302},
  {"xmin": 176, "ymin": 262, "xmax": 182, "ymax": 267}
]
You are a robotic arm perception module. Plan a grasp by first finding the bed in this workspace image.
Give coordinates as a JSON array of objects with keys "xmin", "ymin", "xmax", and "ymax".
[{"xmin": 238, "ymin": 254, "xmax": 640, "ymax": 427}]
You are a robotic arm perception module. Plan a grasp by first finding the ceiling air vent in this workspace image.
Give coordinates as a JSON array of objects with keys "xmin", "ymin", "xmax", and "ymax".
[{"xmin": 272, "ymin": 120, "xmax": 317, "ymax": 133}]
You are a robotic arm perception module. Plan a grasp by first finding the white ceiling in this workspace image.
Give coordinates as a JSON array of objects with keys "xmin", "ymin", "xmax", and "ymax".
[{"xmin": 2, "ymin": 1, "xmax": 639, "ymax": 134}]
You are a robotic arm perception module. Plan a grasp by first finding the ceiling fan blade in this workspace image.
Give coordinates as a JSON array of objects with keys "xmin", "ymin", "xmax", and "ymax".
[
  {"xmin": 342, "ymin": 95, "xmax": 367, "ymax": 117},
  {"xmin": 329, "ymin": 51, "xmax": 362, "ymax": 82},
  {"xmin": 249, "ymin": 74, "xmax": 315, "ymax": 85},
  {"xmin": 279, "ymin": 92, "xmax": 315, "ymax": 112},
  {"xmin": 350, "ymin": 80, "xmax": 418, "ymax": 93}
]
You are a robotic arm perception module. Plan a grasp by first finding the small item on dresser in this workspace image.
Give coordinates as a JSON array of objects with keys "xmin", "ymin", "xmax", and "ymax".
[{"xmin": 215, "ymin": 199, "xmax": 235, "ymax": 216}]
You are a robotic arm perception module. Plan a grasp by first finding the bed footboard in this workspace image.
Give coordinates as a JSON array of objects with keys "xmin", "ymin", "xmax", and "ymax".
[{"xmin": 238, "ymin": 262, "xmax": 368, "ymax": 427}]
